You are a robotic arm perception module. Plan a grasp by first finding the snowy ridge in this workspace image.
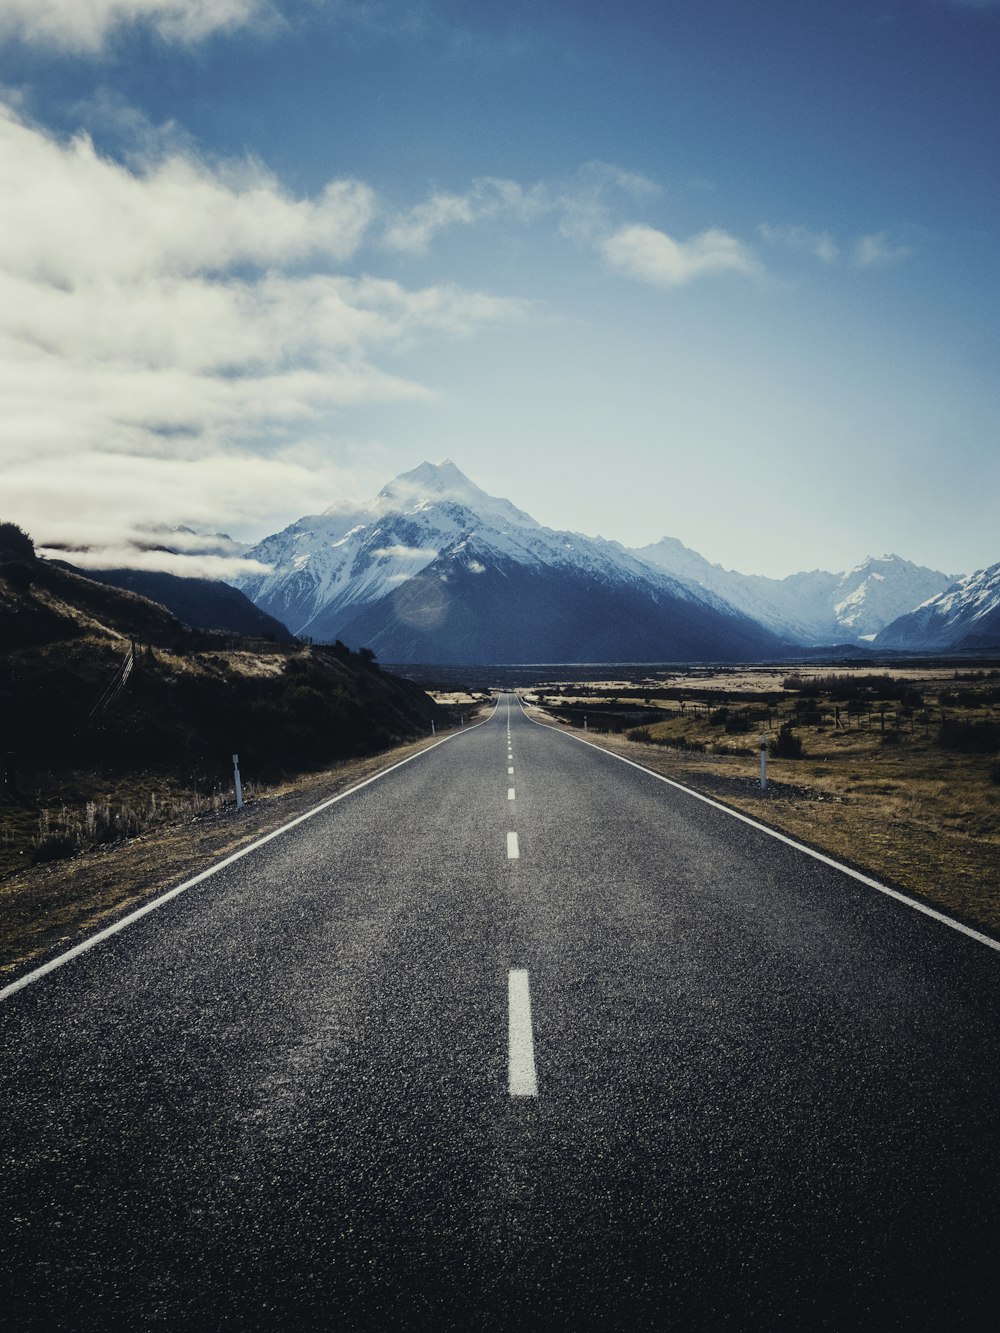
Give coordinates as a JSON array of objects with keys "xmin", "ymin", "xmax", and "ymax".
[
  {"xmin": 875, "ymin": 563, "xmax": 1000, "ymax": 650},
  {"xmin": 232, "ymin": 459, "xmax": 985, "ymax": 658},
  {"xmin": 633, "ymin": 538, "xmax": 957, "ymax": 645},
  {"xmin": 236, "ymin": 460, "xmax": 720, "ymax": 640},
  {"xmin": 232, "ymin": 460, "xmax": 790, "ymax": 662}
]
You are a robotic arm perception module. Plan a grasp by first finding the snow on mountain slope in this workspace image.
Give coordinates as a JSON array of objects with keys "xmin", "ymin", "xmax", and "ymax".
[
  {"xmin": 874, "ymin": 563, "xmax": 1000, "ymax": 651},
  {"xmin": 234, "ymin": 461, "xmax": 785, "ymax": 661},
  {"xmin": 633, "ymin": 538, "xmax": 956, "ymax": 644}
]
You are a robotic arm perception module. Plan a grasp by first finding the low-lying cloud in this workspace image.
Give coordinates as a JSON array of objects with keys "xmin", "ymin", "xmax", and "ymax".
[{"xmin": 372, "ymin": 545, "xmax": 440, "ymax": 561}]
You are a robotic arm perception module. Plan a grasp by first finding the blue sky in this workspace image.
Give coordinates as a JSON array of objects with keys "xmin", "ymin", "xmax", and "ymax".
[{"xmin": 0, "ymin": 0, "xmax": 997, "ymax": 578}]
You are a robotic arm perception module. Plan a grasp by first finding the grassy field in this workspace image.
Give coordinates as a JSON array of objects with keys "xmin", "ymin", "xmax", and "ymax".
[{"xmin": 523, "ymin": 664, "xmax": 1000, "ymax": 936}]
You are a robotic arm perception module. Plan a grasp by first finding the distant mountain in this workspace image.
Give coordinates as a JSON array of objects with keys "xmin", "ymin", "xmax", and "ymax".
[
  {"xmin": 78, "ymin": 568, "xmax": 294, "ymax": 641},
  {"xmin": 234, "ymin": 461, "xmax": 786, "ymax": 664},
  {"xmin": 874, "ymin": 564, "xmax": 1000, "ymax": 652},
  {"xmin": 633, "ymin": 538, "xmax": 956, "ymax": 645}
]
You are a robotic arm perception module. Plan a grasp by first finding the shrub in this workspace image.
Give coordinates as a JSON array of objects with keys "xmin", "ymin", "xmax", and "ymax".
[
  {"xmin": 938, "ymin": 719, "xmax": 1000, "ymax": 754},
  {"xmin": 0, "ymin": 521, "xmax": 35, "ymax": 562},
  {"xmin": 30, "ymin": 833, "xmax": 77, "ymax": 865},
  {"xmin": 772, "ymin": 723, "xmax": 804, "ymax": 759},
  {"xmin": 677, "ymin": 737, "xmax": 706, "ymax": 753}
]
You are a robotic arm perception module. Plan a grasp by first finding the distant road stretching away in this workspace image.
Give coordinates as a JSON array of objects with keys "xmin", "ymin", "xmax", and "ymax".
[{"xmin": 2, "ymin": 694, "xmax": 999, "ymax": 1331}]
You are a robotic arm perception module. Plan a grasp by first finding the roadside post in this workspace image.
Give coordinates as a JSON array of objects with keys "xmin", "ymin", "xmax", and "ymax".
[
  {"xmin": 431, "ymin": 719, "xmax": 436, "ymax": 736},
  {"xmin": 232, "ymin": 753, "xmax": 244, "ymax": 810},
  {"xmin": 759, "ymin": 733, "xmax": 768, "ymax": 791},
  {"xmin": 583, "ymin": 715, "xmax": 588, "ymax": 732}
]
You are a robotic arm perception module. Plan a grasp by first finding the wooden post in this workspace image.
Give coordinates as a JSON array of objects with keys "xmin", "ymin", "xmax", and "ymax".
[{"xmin": 232, "ymin": 754, "xmax": 244, "ymax": 810}]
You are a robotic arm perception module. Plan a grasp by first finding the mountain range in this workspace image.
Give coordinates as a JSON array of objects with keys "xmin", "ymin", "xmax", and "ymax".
[
  {"xmin": 633, "ymin": 538, "xmax": 957, "ymax": 645},
  {"xmin": 234, "ymin": 461, "xmax": 785, "ymax": 664},
  {"xmin": 228, "ymin": 460, "xmax": 998, "ymax": 662}
]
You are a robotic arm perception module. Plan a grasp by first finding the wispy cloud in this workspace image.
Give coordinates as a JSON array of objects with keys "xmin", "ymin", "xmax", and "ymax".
[
  {"xmin": 372, "ymin": 544, "xmax": 439, "ymax": 560},
  {"xmin": 0, "ymin": 100, "xmax": 527, "ymax": 565},
  {"xmin": 0, "ymin": 0, "xmax": 279, "ymax": 53},
  {"xmin": 757, "ymin": 221, "xmax": 917, "ymax": 272},
  {"xmin": 382, "ymin": 177, "xmax": 545, "ymax": 254},
  {"xmin": 602, "ymin": 223, "xmax": 759, "ymax": 289},
  {"xmin": 757, "ymin": 222, "xmax": 839, "ymax": 263},
  {"xmin": 853, "ymin": 231, "xmax": 916, "ymax": 268},
  {"xmin": 39, "ymin": 545, "xmax": 274, "ymax": 579}
]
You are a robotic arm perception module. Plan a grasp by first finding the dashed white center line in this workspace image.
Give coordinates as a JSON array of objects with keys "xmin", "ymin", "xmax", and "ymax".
[
  {"xmin": 508, "ymin": 766, "xmax": 514, "ymax": 775},
  {"xmin": 508, "ymin": 969, "xmax": 538, "ymax": 1097},
  {"xmin": 508, "ymin": 787, "xmax": 515, "ymax": 800},
  {"xmin": 507, "ymin": 831, "xmax": 519, "ymax": 859}
]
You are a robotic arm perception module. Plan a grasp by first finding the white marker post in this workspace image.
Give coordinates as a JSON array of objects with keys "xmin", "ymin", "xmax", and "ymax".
[
  {"xmin": 431, "ymin": 719, "xmax": 436, "ymax": 736},
  {"xmin": 232, "ymin": 753, "xmax": 244, "ymax": 810},
  {"xmin": 759, "ymin": 733, "xmax": 768, "ymax": 792},
  {"xmin": 583, "ymin": 715, "xmax": 588, "ymax": 732}
]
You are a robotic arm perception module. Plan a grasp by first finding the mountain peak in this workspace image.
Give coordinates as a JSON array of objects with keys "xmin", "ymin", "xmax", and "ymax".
[{"xmin": 372, "ymin": 459, "xmax": 540, "ymax": 531}]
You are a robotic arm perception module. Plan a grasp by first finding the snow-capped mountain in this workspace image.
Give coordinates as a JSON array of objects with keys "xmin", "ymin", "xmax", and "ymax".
[
  {"xmin": 874, "ymin": 564, "xmax": 1000, "ymax": 651},
  {"xmin": 234, "ymin": 461, "xmax": 786, "ymax": 663},
  {"xmin": 632, "ymin": 538, "xmax": 956, "ymax": 645}
]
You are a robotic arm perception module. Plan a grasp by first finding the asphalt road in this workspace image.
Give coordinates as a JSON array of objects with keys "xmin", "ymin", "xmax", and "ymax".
[{"xmin": 2, "ymin": 693, "xmax": 999, "ymax": 1332}]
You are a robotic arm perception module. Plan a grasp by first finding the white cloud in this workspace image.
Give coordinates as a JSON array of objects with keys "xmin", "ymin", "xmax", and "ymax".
[
  {"xmin": 602, "ymin": 223, "xmax": 759, "ymax": 288},
  {"xmin": 0, "ymin": 104, "xmax": 375, "ymax": 281},
  {"xmin": 757, "ymin": 222, "xmax": 839, "ymax": 263},
  {"xmin": 853, "ymin": 231, "xmax": 916, "ymax": 268},
  {"xmin": 372, "ymin": 545, "xmax": 439, "ymax": 560},
  {"xmin": 38, "ymin": 545, "xmax": 273, "ymax": 578},
  {"xmin": 0, "ymin": 101, "xmax": 527, "ymax": 569},
  {"xmin": 382, "ymin": 177, "xmax": 545, "ymax": 254},
  {"xmin": 0, "ymin": 0, "xmax": 277, "ymax": 53}
]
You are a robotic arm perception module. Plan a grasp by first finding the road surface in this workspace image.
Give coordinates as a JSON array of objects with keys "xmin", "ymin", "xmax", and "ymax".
[{"xmin": 2, "ymin": 693, "xmax": 999, "ymax": 1331}]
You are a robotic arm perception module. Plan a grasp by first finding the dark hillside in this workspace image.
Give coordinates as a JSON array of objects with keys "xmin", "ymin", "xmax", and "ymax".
[
  {"xmin": 0, "ymin": 527, "xmax": 449, "ymax": 872},
  {"xmin": 0, "ymin": 543, "xmax": 190, "ymax": 651},
  {"xmin": 74, "ymin": 566, "xmax": 294, "ymax": 641}
]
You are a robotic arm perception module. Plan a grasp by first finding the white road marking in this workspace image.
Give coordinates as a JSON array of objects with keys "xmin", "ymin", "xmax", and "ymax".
[
  {"xmin": 508, "ymin": 766, "xmax": 514, "ymax": 774},
  {"xmin": 0, "ymin": 702, "xmax": 506, "ymax": 1005},
  {"xmin": 508, "ymin": 969, "xmax": 538, "ymax": 1097},
  {"xmin": 508, "ymin": 788, "xmax": 515, "ymax": 800},
  {"xmin": 507, "ymin": 831, "xmax": 520, "ymax": 859},
  {"xmin": 514, "ymin": 695, "xmax": 1000, "ymax": 956}
]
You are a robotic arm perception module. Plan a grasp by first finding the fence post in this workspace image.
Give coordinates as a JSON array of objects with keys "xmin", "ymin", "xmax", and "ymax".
[{"xmin": 232, "ymin": 753, "xmax": 244, "ymax": 810}]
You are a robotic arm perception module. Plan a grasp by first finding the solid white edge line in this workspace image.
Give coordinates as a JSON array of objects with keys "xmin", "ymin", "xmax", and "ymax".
[
  {"xmin": 0, "ymin": 700, "xmax": 503, "ymax": 1004},
  {"xmin": 507, "ymin": 831, "xmax": 520, "ymax": 859},
  {"xmin": 508, "ymin": 968, "xmax": 538, "ymax": 1097},
  {"xmin": 513, "ymin": 693, "xmax": 1000, "ymax": 955}
]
